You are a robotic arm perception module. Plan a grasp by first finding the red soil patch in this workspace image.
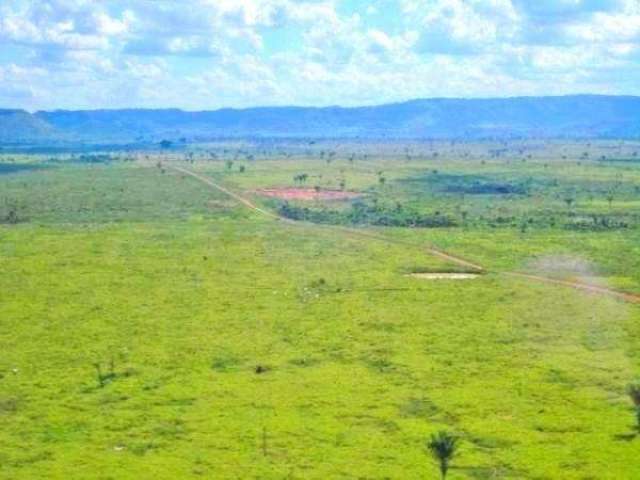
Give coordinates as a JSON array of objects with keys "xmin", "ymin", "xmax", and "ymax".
[{"xmin": 255, "ymin": 188, "xmax": 362, "ymax": 201}]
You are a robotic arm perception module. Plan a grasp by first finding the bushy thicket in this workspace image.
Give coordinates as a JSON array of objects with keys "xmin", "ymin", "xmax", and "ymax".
[
  {"xmin": 74, "ymin": 154, "xmax": 113, "ymax": 164},
  {"xmin": 443, "ymin": 180, "xmax": 529, "ymax": 195},
  {"xmin": 278, "ymin": 200, "xmax": 457, "ymax": 228},
  {"xmin": 564, "ymin": 215, "xmax": 629, "ymax": 231}
]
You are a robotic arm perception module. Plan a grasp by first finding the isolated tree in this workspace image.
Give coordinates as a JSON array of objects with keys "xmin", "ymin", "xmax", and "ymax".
[
  {"xmin": 427, "ymin": 431, "xmax": 459, "ymax": 480},
  {"xmin": 225, "ymin": 160, "xmax": 234, "ymax": 170},
  {"xmin": 294, "ymin": 173, "xmax": 309, "ymax": 185},
  {"xmin": 2, "ymin": 199, "xmax": 20, "ymax": 224},
  {"xmin": 563, "ymin": 195, "xmax": 574, "ymax": 211},
  {"xmin": 606, "ymin": 191, "xmax": 615, "ymax": 209}
]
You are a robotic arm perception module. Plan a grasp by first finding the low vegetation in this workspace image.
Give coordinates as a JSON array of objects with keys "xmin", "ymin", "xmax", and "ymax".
[
  {"xmin": 1, "ymin": 140, "xmax": 640, "ymax": 478},
  {"xmin": 277, "ymin": 200, "xmax": 457, "ymax": 228}
]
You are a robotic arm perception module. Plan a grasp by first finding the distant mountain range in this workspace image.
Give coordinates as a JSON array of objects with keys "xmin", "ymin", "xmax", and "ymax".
[{"xmin": 1, "ymin": 95, "xmax": 640, "ymax": 145}]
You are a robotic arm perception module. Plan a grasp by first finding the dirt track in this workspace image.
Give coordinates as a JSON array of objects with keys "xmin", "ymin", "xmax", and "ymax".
[
  {"xmin": 169, "ymin": 164, "xmax": 640, "ymax": 305},
  {"xmin": 504, "ymin": 272, "xmax": 640, "ymax": 304},
  {"xmin": 171, "ymin": 165, "xmax": 282, "ymax": 220}
]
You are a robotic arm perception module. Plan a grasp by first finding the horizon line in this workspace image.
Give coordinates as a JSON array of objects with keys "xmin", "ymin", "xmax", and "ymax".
[{"xmin": 5, "ymin": 93, "xmax": 640, "ymax": 115}]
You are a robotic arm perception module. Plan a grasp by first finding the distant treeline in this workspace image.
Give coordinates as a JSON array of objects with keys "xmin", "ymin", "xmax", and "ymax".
[{"xmin": 277, "ymin": 201, "xmax": 457, "ymax": 228}]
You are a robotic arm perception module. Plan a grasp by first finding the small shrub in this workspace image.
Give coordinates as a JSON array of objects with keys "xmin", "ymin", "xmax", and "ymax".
[
  {"xmin": 627, "ymin": 383, "xmax": 640, "ymax": 431},
  {"xmin": 255, "ymin": 365, "xmax": 271, "ymax": 374},
  {"xmin": 628, "ymin": 383, "xmax": 640, "ymax": 407},
  {"xmin": 92, "ymin": 357, "xmax": 118, "ymax": 388},
  {"xmin": 1, "ymin": 199, "xmax": 23, "ymax": 224}
]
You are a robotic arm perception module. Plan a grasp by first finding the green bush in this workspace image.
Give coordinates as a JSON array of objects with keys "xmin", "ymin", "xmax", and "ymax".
[{"xmin": 277, "ymin": 200, "xmax": 457, "ymax": 228}]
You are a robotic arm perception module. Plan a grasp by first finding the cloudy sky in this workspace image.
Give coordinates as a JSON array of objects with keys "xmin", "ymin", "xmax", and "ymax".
[{"xmin": 1, "ymin": 0, "xmax": 640, "ymax": 110}]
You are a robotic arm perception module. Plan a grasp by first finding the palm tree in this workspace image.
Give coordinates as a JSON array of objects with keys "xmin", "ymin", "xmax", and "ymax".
[
  {"xmin": 606, "ymin": 191, "xmax": 615, "ymax": 209},
  {"xmin": 427, "ymin": 431, "xmax": 459, "ymax": 480},
  {"xmin": 628, "ymin": 383, "xmax": 640, "ymax": 431}
]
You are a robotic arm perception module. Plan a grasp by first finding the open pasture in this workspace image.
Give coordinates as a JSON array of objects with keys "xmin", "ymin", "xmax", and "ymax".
[{"xmin": 2, "ymin": 141, "xmax": 640, "ymax": 479}]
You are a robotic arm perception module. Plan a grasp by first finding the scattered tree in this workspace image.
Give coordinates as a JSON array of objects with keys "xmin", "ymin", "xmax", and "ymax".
[
  {"xmin": 2, "ymin": 199, "xmax": 21, "ymax": 224},
  {"xmin": 563, "ymin": 195, "xmax": 575, "ymax": 211},
  {"xmin": 294, "ymin": 173, "xmax": 309, "ymax": 184},
  {"xmin": 606, "ymin": 191, "xmax": 615, "ymax": 209}
]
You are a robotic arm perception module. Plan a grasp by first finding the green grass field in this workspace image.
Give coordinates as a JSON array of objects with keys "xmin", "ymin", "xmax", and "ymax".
[{"xmin": 2, "ymin": 143, "xmax": 640, "ymax": 479}]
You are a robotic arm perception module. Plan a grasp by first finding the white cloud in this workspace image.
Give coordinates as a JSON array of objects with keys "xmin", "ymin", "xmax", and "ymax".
[
  {"xmin": 407, "ymin": 0, "xmax": 519, "ymax": 55},
  {"xmin": 0, "ymin": 0, "xmax": 639, "ymax": 110}
]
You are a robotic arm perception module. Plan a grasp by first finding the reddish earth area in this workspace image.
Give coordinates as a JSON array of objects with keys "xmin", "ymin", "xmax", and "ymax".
[{"xmin": 255, "ymin": 188, "xmax": 362, "ymax": 201}]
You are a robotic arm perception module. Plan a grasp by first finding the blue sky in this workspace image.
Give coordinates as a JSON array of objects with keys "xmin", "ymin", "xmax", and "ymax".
[{"xmin": 1, "ymin": 0, "xmax": 639, "ymax": 110}]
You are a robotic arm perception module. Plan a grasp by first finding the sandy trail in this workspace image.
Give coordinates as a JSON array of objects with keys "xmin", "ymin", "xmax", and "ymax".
[
  {"xmin": 170, "ymin": 165, "xmax": 282, "ymax": 220},
  {"xmin": 171, "ymin": 164, "xmax": 483, "ymax": 272},
  {"xmin": 169, "ymin": 164, "xmax": 640, "ymax": 304},
  {"xmin": 504, "ymin": 272, "xmax": 640, "ymax": 304}
]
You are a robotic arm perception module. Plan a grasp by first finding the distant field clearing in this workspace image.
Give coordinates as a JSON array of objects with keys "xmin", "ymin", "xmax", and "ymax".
[{"xmin": 255, "ymin": 187, "xmax": 362, "ymax": 200}]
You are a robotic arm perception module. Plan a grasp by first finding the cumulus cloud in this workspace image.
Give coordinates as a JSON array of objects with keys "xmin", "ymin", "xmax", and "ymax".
[{"xmin": 0, "ymin": 0, "xmax": 639, "ymax": 110}]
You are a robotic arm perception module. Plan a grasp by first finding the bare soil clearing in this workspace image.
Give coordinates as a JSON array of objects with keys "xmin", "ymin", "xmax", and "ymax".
[
  {"xmin": 408, "ymin": 273, "xmax": 480, "ymax": 280},
  {"xmin": 255, "ymin": 187, "xmax": 362, "ymax": 201}
]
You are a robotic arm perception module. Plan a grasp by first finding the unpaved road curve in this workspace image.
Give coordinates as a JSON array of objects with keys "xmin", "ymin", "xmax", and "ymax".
[
  {"xmin": 171, "ymin": 165, "xmax": 282, "ymax": 220},
  {"xmin": 169, "ymin": 164, "xmax": 482, "ymax": 271},
  {"xmin": 170, "ymin": 164, "xmax": 640, "ymax": 305},
  {"xmin": 325, "ymin": 226, "xmax": 485, "ymax": 271},
  {"xmin": 504, "ymin": 272, "xmax": 640, "ymax": 304}
]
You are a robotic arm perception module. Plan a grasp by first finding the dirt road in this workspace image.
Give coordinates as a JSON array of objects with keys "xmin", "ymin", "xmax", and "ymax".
[
  {"xmin": 504, "ymin": 272, "xmax": 640, "ymax": 304},
  {"xmin": 171, "ymin": 165, "xmax": 282, "ymax": 220},
  {"xmin": 169, "ymin": 164, "xmax": 483, "ymax": 271},
  {"xmin": 169, "ymin": 164, "xmax": 640, "ymax": 305}
]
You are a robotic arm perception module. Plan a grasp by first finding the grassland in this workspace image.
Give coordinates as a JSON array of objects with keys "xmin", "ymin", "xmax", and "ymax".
[{"xmin": 2, "ymin": 142, "xmax": 640, "ymax": 479}]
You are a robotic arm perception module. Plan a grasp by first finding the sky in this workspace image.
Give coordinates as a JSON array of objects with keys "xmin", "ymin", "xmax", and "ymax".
[{"xmin": 1, "ymin": 0, "xmax": 640, "ymax": 111}]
